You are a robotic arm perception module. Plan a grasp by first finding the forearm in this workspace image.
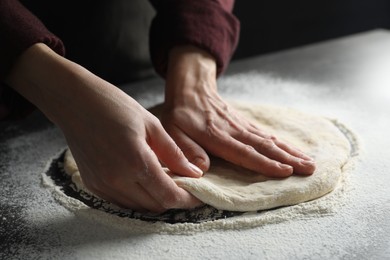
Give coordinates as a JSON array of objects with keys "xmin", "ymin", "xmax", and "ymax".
[
  {"xmin": 0, "ymin": 0, "xmax": 65, "ymax": 120},
  {"xmin": 5, "ymin": 43, "xmax": 122, "ymax": 127},
  {"xmin": 6, "ymin": 43, "xmax": 84, "ymax": 124}
]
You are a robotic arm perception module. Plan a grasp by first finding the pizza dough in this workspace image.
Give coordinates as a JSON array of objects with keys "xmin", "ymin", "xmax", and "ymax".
[{"xmin": 63, "ymin": 103, "xmax": 351, "ymax": 212}]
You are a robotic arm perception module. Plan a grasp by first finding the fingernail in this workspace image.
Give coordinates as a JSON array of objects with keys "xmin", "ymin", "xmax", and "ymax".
[
  {"xmin": 189, "ymin": 162, "xmax": 204, "ymax": 176},
  {"xmin": 300, "ymin": 159, "xmax": 315, "ymax": 166},
  {"xmin": 279, "ymin": 163, "xmax": 293, "ymax": 170}
]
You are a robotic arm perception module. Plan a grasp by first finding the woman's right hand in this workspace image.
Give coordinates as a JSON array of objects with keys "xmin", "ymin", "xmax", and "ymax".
[{"xmin": 6, "ymin": 43, "xmax": 203, "ymax": 212}]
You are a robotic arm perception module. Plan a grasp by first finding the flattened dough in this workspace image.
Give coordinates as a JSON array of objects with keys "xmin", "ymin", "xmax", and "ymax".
[{"xmin": 64, "ymin": 103, "xmax": 351, "ymax": 212}]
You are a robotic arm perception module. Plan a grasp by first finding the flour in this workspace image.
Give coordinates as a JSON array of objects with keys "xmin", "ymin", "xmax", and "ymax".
[
  {"xmin": 5, "ymin": 69, "xmax": 390, "ymax": 260},
  {"xmin": 41, "ymin": 102, "xmax": 360, "ymax": 234},
  {"xmin": 41, "ymin": 160, "xmax": 356, "ymax": 235}
]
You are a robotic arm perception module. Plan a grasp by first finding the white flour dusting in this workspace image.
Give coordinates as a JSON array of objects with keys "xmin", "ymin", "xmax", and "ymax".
[
  {"xmin": 37, "ymin": 73, "xmax": 362, "ymax": 235},
  {"xmin": 41, "ymin": 131, "xmax": 359, "ymax": 235},
  {"xmin": 0, "ymin": 70, "xmax": 390, "ymax": 260},
  {"xmin": 3, "ymin": 66, "xmax": 389, "ymax": 260}
]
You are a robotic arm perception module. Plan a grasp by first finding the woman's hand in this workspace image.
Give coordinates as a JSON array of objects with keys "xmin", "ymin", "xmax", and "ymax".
[
  {"xmin": 6, "ymin": 43, "xmax": 203, "ymax": 212},
  {"xmin": 163, "ymin": 45, "xmax": 316, "ymax": 177}
]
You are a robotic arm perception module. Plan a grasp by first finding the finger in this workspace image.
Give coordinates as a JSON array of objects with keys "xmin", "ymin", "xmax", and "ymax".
[
  {"xmin": 273, "ymin": 138, "xmax": 314, "ymax": 161},
  {"xmin": 247, "ymin": 124, "xmax": 314, "ymax": 161},
  {"xmin": 246, "ymin": 125, "xmax": 316, "ymax": 174},
  {"xmin": 81, "ymin": 167, "xmax": 164, "ymax": 212},
  {"xmin": 247, "ymin": 122, "xmax": 273, "ymax": 138},
  {"xmin": 92, "ymin": 177, "xmax": 180, "ymax": 213},
  {"xmin": 235, "ymin": 131, "xmax": 316, "ymax": 175},
  {"xmin": 101, "ymin": 193, "xmax": 145, "ymax": 212},
  {"xmin": 167, "ymin": 125, "xmax": 210, "ymax": 172},
  {"xmin": 83, "ymin": 182, "xmax": 147, "ymax": 212},
  {"xmin": 203, "ymin": 131, "xmax": 294, "ymax": 177},
  {"xmin": 138, "ymin": 144, "xmax": 203, "ymax": 210},
  {"xmin": 147, "ymin": 120, "xmax": 203, "ymax": 178},
  {"xmin": 114, "ymin": 183, "xmax": 167, "ymax": 213},
  {"xmin": 272, "ymin": 140, "xmax": 316, "ymax": 175}
]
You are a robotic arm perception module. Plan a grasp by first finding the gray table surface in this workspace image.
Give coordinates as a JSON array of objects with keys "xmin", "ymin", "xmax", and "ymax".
[{"xmin": 1, "ymin": 29, "xmax": 389, "ymax": 259}]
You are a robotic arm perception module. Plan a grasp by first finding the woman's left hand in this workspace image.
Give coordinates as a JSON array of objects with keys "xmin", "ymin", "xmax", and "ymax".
[{"xmin": 162, "ymin": 45, "xmax": 316, "ymax": 177}]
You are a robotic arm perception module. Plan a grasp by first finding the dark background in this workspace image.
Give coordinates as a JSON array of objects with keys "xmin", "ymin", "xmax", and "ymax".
[
  {"xmin": 21, "ymin": 0, "xmax": 390, "ymax": 83},
  {"xmin": 232, "ymin": 0, "xmax": 390, "ymax": 60}
]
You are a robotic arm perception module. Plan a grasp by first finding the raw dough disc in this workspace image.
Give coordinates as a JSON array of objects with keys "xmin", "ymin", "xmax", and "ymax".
[{"xmin": 64, "ymin": 102, "xmax": 351, "ymax": 212}]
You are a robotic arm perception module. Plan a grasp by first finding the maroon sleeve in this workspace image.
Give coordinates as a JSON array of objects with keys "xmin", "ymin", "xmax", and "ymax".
[
  {"xmin": 0, "ymin": 0, "xmax": 65, "ymax": 120},
  {"xmin": 149, "ymin": 0, "xmax": 240, "ymax": 78}
]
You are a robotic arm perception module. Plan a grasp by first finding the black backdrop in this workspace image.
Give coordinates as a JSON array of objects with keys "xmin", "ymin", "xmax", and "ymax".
[
  {"xmin": 232, "ymin": 0, "xmax": 390, "ymax": 60},
  {"xmin": 19, "ymin": 0, "xmax": 390, "ymax": 83}
]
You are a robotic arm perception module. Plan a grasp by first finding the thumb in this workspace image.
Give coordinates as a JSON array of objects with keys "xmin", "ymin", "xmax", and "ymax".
[
  {"xmin": 167, "ymin": 125, "xmax": 210, "ymax": 172},
  {"xmin": 147, "ymin": 122, "xmax": 204, "ymax": 178}
]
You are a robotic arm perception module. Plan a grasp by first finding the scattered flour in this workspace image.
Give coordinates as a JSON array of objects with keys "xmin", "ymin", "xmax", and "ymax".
[
  {"xmin": 41, "ymin": 162, "xmax": 356, "ymax": 235},
  {"xmin": 41, "ymin": 117, "xmax": 360, "ymax": 235},
  {"xmin": 38, "ymin": 73, "xmax": 362, "ymax": 235},
  {"xmin": 4, "ymin": 72, "xmax": 390, "ymax": 260}
]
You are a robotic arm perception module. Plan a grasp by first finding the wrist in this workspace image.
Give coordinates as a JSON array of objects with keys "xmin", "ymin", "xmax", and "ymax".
[{"xmin": 165, "ymin": 45, "xmax": 218, "ymax": 106}]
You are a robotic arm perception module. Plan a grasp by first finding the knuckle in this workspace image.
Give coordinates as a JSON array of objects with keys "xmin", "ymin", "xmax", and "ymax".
[
  {"xmin": 236, "ymin": 127, "xmax": 250, "ymax": 139},
  {"xmin": 148, "ymin": 116, "xmax": 165, "ymax": 133},
  {"xmin": 206, "ymin": 121, "xmax": 220, "ymax": 138},
  {"xmin": 259, "ymin": 139, "xmax": 276, "ymax": 150},
  {"xmin": 160, "ymin": 191, "xmax": 182, "ymax": 209},
  {"xmin": 269, "ymin": 135, "xmax": 278, "ymax": 141},
  {"xmin": 149, "ymin": 113, "xmax": 162, "ymax": 125},
  {"xmin": 134, "ymin": 162, "xmax": 153, "ymax": 181},
  {"xmin": 243, "ymin": 144, "xmax": 257, "ymax": 156},
  {"xmin": 170, "ymin": 144, "xmax": 185, "ymax": 159},
  {"xmin": 236, "ymin": 145, "xmax": 256, "ymax": 166},
  {"xmin": 181, "ymin": 145, "xmax": 197, "ymax": 157}
]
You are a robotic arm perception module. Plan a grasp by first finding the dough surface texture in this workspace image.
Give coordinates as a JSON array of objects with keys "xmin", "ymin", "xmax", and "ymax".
[{"xmin": 64, "ymin": 103, "xmax": 351, "ymax": 212}]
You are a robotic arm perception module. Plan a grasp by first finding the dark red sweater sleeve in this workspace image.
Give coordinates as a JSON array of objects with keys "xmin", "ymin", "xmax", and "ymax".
[
  {"xmin": 0, "ymin": 0, "xmax": 65, "ymax": 120},
  {"xmin": 149, "ymin": 0, "xmax": 240, "ymax": 78}
]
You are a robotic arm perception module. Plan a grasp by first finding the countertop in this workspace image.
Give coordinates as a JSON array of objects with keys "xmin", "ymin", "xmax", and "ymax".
[{"xmin": 1, "ymin": 29, "xmax": 389, "ymax": 259}]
